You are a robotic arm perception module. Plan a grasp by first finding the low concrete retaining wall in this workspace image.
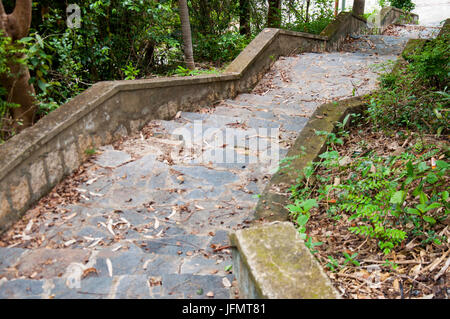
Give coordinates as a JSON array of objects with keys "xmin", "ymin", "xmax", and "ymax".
[
  {"xmin": 379, "ymin": 6, "xmax": 419, "ymax": 33},
  {"xmin": 230, "ymin": 222, "xmax": 340, "ymax": 299},
  {"xmin": 254, "ymin": 97, "xmax": 365, "ymax": 223}
]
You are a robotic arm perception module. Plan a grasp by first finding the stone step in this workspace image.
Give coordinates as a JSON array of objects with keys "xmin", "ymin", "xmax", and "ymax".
[
  {"xmin": 0, "ymin": 273, "xmax": 234, "ymax": 299},
  {"xmin": 0, "ymin": 240, "xmax": 233, "ymax": 281},
  {"xmin": 343, "ymin": 35, "xmax": 411, "ymax": 55}
]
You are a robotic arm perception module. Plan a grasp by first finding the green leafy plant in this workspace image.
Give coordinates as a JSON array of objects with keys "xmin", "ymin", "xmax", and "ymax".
[
  {"xmin": 389, "ymin": 0, "xmax": 415, "ymax": 12},
  {"xmin": 0, "ymin": 29, "xmax": 30, "ymax": 140},
  {"xmin": 287, "ymin": 198, "xmax": 323, "ymax": 253},
  {"xmin": 343, "ymin": 252, "xmax": 360, "ymax": 267},
  {"xmin": 368, "ymin": 33, "xmax": 449, "ymax": 134},
  {"xmin": 382, "ymin": 259, "xmax": 399, "ymax": 271},
  {"xmin": 173, "ymin": 65, "xmax": 221, "ymax": 77},
  {"xmin": 84, "ymin": 148, "xmax": 97, "ymax": 156},
  {"xmin": 326, "ymin": 256, "xmax": 341, "ymax": 272},
  {"xmin": 194, "ymin": 31, "xmax": 251, "ymax": 64},
  {"xmin": 288, "ymin": 118, "xmax": 449, "ymax": 255},
  {"xmin": 121, "ymin": 62, "xmax": 140, "ymax": 80}
]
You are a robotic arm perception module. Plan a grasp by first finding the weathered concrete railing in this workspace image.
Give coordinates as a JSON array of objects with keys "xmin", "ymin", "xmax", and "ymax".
[{"xmin": 379, "ymin": 6, "xmax": 419, "ymax": 33}]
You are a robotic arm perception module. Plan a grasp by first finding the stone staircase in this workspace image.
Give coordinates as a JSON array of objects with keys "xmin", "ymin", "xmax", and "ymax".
[{"xmin": 0, "ymin": 24, "xmax": 440, "ymax": 299}]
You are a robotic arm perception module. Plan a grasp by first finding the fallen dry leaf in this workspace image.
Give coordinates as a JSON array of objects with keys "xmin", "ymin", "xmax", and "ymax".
[
  {"xmin": 106, "ymin": 258, "xmax": 113, "ymax": 277},
  {"xmin": 82, "ymin": 267, "xmax": 98, "ymax": 279},
  {"xmin": 222, "ymin": 277, "xmax": 232, "ymax": 288}
]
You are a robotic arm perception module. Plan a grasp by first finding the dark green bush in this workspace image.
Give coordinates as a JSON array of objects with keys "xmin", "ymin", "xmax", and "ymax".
[
  {"xmin": 389, "ymin": 0, "xmax": 415, "ymax": 12},
  {"xmin": 369, "ymin": 34, "xmax": 449, "ymax": 134},
  {"xmin": 193, "ymin": 32, "xmax": 251, "ymax": 64},
  {"xmin": 408, "ymin": 35, "xmax": 450, "ymax": 88},
  {"xmin": 283, "ymin": 0, "xmax": 334, "ymax": 35}
]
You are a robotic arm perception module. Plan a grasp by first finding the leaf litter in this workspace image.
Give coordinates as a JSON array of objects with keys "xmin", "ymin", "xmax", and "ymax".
[{"xmin": 299, "ymin": 124, "xmax": 449, "ymax": 299}]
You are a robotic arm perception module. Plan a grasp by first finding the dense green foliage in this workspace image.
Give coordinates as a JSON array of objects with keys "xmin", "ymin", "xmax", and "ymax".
[
  {"xmin": 0, "ymin": 0, "xmax": 336, "ymax": 142},
  {"xmin": 369, "ymin": 34, "xmax": 449, "ymax": 135},
  {"xmin": 287, "ymin": 116, "xmax": 449, "ymax": 256},
  {"xmin": 282, "ymin": 0, "xmax": 335, "ymax": 34},
  {"xmin": 0, "ymin": 30, "xmax": 20, "ymax": 119},
  {"xmin": 389, "ymin": 0, "xmax": 415, "ymax": 12}
]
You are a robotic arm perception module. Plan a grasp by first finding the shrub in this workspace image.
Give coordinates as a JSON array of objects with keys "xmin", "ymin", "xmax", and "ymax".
[
  {"xmin": 287, "ymin": 121, "xmax": 449, "ymax": 255},
  {"xmin": 283, "ymin": 0, "xmax": 335, "ymax": 35},
  {"xmin": 389, "ymin": 0, "xmax": 415, "ymax": 12},
  {"xmin": 408, "ymin": 35, "xmax": 450, "ymax": 88},
  {"xmin": 193, "ymin": 31, "xmax": 251, "ymax": 64},
  {"xmin": 368, "ymin": 34, "xmax": 449, "ymax": 134}
]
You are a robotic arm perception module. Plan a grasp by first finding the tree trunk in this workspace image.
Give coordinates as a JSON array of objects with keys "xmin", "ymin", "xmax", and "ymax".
[
  {"xmin": 352, "ymin": 0, "xmax": 365, "ymax": 16},
  {"xmin": 0, "ymin": 0, "xmax": 36, "ymax": 130},
  {"xmin": 305, "ymin": 0, "xmax": 311, "ymax": 23},
  {"xmin": 239, "ymin": 0, "xmax": 251, "ymax": 36},
  {"xmin": 178, "ymin": 0, "xmax": 195, "ymax": 70},
  {"xmin": 267, "ymin": 0, "xmax": 282, "ymax": 28}
]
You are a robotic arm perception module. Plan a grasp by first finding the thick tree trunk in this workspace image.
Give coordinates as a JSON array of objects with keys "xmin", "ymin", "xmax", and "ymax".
[
  {"xmin": 267, "ymin": 0, "xmax": 282, "ymax": 28},
  {"xmin": 352, "ymin": 0, "xmax": 365, "ymax": 16},
  {"xmin": 239, "ymin": 0, "xmax": 251, "ymax": 36},
  {"xmin": 0, "ymin": 0, "xmax": 36, "ymax": 130},
  {"xmin": 178, "ymin": 0, "xmax": 195, "ymax": 70}
]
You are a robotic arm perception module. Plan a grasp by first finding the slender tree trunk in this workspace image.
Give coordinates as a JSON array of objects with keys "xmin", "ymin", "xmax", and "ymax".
[
  {"xmin": 305, "ymin": 0, "xmax": 311, "ymax": 23},
  {"xmin": 178, "ymin": 0, "xmax": 195, "ymax": 70},
  {"xmin": 267, "ymin": 0, "xmax": 282, "ymax": 28},
  {"xmin": 352, "ymin": 0, "xmax": 365, "ymax": 16},
  {"xmin": 0, "ymin": 0, "xmax": 36, "ymax": 130},
  {"xmin": 239, "ymin": 0, "xmax": 251, "ymax": 36}
]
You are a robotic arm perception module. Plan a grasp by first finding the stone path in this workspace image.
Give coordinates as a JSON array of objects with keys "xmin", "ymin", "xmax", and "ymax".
[{"xmin": 0, "ymin": 25, "xmax": 438, "ymax": 299}]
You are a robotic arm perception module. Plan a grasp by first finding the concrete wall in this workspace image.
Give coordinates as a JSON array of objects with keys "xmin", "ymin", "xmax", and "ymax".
[
  {"xmin": 0, "ymin": 7, "xmax": 404, "ymax": 234},
  {"xmin": 379, "ymin": 6, "xmax": 419, "ymax": 33}
]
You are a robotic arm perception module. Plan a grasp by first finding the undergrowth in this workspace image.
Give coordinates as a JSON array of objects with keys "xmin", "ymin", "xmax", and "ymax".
[
  {"xmin": 368, "ymin": 32, "xmax": 449, "ymax": 135},
  {"xmin": 287, "ymin": 114, "xmax": 449, "ymax": 257}
]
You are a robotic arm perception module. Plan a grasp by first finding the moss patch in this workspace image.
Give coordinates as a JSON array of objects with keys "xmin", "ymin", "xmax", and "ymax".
[{"xmin": 230, "ymin": 222, "xmax": 340, "ymax": 299}]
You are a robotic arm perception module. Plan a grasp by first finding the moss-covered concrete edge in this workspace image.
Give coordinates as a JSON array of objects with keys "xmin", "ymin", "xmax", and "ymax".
[
  {"xmin": 394, "ymin": 18, "xmax": 450, "ymax": 74},
  {"xmin": 438, "ymin": 18, "xmax": 450, "ymax": 37},
  {"xmin": 227, "ymin": 97, "xmax": 364, "ymax": 299},
  {"xmin": 229, "ymin": 222, "xmax": 341, "ymax": 299},
  {"xmin": 254, "ymin": 96, "xmax": 365, "ymax": 222}
]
